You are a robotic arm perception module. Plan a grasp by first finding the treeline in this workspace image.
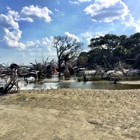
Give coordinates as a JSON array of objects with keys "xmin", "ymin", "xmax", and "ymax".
[{"xmin": 77, "ymin": 33, "xmax": 140, "ymax": 70}]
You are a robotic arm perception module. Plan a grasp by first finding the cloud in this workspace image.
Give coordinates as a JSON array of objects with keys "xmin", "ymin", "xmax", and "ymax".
[
  {"xmin": 81, "ymin": 32, "xmax": 92, "ymax": 44},
  {"xmin": 55, "ymin": 9, "xmax": 59, "ymax": 12},
  {"xmin": 0, "ymin": 11, "xmax": 25, "ymax": 49},
  {"xmin": 21, "ymin": 5, "xmax": 53, "ymax": 22},
  {"xmin": 0, "ymin": 14, "xmax": 19, "ymax": 29},
  {"xmin": 79, "ymin": 0, "xmax": 91, "ymax": 2},
  {"xmin": 42, "ymin": 37, "xmax": 53, "ymax": 47},
  {"xmin": 84, "ymin": 0, "xmax": 129, "ymax": 22},
  {"xmin": 3, "ymin": 28, "xmax": 25, "ymax": 49},
  {"xmin": 94, "ymin": 32, "xmax": 104, "ymax": 38},
  {"xmin": 0, "ymin": 5, "xmax": 53, "ymax": 50},
  {"xmin": 23, "ymin": 36, "xmax": 56, "ymax": 56},
  {"xmin": 65, "ymin": 32, "xmax": 80, "ymax": 41},
  {"xmin": 123, "ymin": 14, "xmax": 140, "ymax": 33},
  {"xmin": 8, "ymin": 9, "xmax": 20, "ymax": 21},
  {"xmin": 81, "ymin": 31, "xmax": 104, "ymax": 44},
  {"xmin": 41, "ymin": 36, "xmax": 56, "ymax": 55},
  {"xmin": 7, "ymin": 7, "xmax": 33, "ymax": 22},
  {"xmin": 69, "ymin": 1, "xmax": 79, "ymax": 5},
  {"xmin": 26, "ymin": 41, "xmax": 35, "ymax": 47},
  {"xmin": 69, "ymin": 0, "xmax": 91, "ymax": 5}
]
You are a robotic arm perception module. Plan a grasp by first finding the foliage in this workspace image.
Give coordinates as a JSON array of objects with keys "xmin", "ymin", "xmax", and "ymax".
[
  {"xmin": 77, "ymin": 51, "xmax": 88, "ymax": 67},
  {"xmin": 77, "ymin": 33, "xmax": 140, "ymax": 69}
]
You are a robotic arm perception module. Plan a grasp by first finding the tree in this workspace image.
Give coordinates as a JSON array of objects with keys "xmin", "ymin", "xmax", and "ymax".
[
  {"xmin": 122, "ymin": 33, "xmax": 140, "ymax": 68},
  {"xmin": 88, "ymin": 34, "xmax": 121, "ymax": 68},
  {"xmin": 89, "ymin": 34, "xmax": 120, "ymax": 52},
  {"xmin": 52, "ymin": 36, "xmax": 83, "ymax": 78},
  {"xmin": 79, "ymin": 32, "xmax": 140, "ymax": 70},
  {"xmin": 87, "ymin": 48, "xmax": 104, "ymax": 66},
  {"xmin": 77, "ymin": 51, "xmax": 88, "ymax": 67}
]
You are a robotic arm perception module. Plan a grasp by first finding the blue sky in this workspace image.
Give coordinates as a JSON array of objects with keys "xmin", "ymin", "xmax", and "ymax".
[{"xmin": 0, "ymin": 0, "xmax": 140, "ymax": 65}]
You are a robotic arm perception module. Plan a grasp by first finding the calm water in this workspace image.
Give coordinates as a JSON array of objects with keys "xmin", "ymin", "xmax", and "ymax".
[{"xmin": 19, "ymin": 75, "xmax": 140, "ymax": 90}]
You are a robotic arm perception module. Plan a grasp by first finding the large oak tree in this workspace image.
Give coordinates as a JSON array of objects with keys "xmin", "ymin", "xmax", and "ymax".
[{"xmin": 52, "ymin": 36, "xmax": 83, "ymax": 77}]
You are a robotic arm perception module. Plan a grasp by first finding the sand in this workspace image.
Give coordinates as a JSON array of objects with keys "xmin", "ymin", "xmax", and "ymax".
[{"xmin": 0, "ymin": 89, "xmax": 140, "ymax": 140}]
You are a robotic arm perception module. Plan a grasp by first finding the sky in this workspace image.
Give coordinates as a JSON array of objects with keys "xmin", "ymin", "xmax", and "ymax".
[{"xmin": 0, "ymin": 0, "xmax": 140, "ymax": 65}]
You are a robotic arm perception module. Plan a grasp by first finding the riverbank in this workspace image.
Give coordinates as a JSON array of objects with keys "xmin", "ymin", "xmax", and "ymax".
[
  {"xmin": 0, "ymin": 89, "xmax": 140, "ymax": 140},
  {"xmin": 118, "ymin": 80, "xmax": 140, "ymax": 85}
]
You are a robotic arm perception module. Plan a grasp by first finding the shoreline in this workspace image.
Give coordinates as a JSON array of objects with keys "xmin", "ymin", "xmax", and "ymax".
[
  {"xmin": 0, "ymin": 88, "xmax": 140, "ymax": 140},
  {"xmin": 18, "ymin": 88, "xmax": 140, "ymax": 93},
  {"xmin": 118, "ymin": 80, "xmax": 140, "ymax": 85}
]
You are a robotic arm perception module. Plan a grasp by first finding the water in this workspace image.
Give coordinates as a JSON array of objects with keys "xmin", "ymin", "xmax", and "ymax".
[
  {"xmin": 18, "ymin": 75, "xmax": 140, "ymax": 90},
  {"xmin": 1, "ymin": 74, "xmax": 139, "ymax": 90}
]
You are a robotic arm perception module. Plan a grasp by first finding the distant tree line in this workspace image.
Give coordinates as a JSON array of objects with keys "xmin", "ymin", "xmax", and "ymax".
[{"xmin": 77, "ymin": 33, "xmax": 140, "ymax": 70}]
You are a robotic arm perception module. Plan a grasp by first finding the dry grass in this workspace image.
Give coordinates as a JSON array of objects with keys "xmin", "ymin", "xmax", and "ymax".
[{"xmin": 0, "ymin": 89, "xmax": 140, "ymax": 140}]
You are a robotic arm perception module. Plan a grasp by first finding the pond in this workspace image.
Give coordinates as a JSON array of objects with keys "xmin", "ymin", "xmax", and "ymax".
[{"xmin": 19, "ymin": 74, "xmax": 140, "ymax": 90}]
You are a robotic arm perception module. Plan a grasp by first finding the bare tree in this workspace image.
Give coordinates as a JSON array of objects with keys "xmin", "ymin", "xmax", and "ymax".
[{"xmin": 52, "ymin": 36, "xmax": 83, "ymax": 78}]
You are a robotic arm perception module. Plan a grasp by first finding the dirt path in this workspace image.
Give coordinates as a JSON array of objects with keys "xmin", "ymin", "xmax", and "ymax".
[{"xmin": 0, "ymin": 89, "xmax": 140, "ymax": 140}]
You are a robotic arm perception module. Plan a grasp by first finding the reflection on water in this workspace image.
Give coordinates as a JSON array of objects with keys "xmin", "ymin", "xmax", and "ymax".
[
  {"xmin": 19, "ymin": 75, "xmax": 140, "ymax": 90},
  {"xmin": 1, "ymin": 74, "xmax": 140, "ymax": 90}
]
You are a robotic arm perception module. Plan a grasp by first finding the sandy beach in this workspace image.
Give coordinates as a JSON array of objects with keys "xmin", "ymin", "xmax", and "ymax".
[{"xmin": 0, "ymin": 89, "xmax": 140, "ymax": 140}]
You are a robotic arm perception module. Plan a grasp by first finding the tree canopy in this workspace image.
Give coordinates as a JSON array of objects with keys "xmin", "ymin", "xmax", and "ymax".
[{"xmin": 77, "ymin": 33, "xmax": 140, "ymax": 70}]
